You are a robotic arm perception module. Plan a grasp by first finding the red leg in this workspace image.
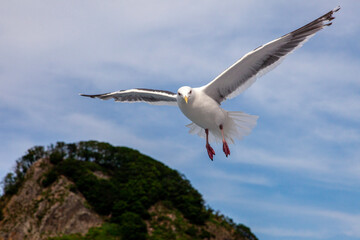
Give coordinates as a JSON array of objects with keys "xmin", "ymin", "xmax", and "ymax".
[
  {"xmin": 205, "ymin": 129, "xmax": 215, "ymax": 161},
  {"xmin": 220, "ymin": 125, "xmax": 230, "ymax": 157}
]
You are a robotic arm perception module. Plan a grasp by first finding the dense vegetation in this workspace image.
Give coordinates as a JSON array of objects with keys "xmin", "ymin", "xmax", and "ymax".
[{"xmin": 0, "ymin": 141, "xmax": 258, "ymax": 240}]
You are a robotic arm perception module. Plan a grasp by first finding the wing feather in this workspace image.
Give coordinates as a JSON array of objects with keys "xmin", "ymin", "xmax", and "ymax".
[
  {"xmin": 202, "ymin": 6, "xmax": 340, "ymax": 103},
  {"xmin": 80, "ymin": 88, "xmax": 178, "ymax": 106}
]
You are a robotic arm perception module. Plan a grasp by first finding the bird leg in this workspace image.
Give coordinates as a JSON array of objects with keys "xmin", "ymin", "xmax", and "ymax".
[
  {"xmin": 220, "ymin": 125, "xmax": 230, "ymax": 157},
  {"xmin": 205, "ymin": 129, "xmax": 215, "ymax": 161}
]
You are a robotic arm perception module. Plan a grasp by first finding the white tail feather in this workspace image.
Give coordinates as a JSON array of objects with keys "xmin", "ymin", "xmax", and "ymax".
[{"xmin": 186, "ymin": 111, "xmax": 258, "ymax": 143}]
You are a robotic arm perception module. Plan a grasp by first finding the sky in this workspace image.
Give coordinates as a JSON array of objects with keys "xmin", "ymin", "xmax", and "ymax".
[{"xmin": 1, "ymin": 1, "xmax": 359, "ymax": 239}]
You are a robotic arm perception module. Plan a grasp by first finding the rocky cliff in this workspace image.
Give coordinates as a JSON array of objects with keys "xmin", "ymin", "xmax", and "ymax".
[
  {"xmin": 0, "ymin": 141, "xmax": 258, "ymax": 240},
  {"xmin": 0, "ymin": 158, "xmax": 103, "ymax": 240}
]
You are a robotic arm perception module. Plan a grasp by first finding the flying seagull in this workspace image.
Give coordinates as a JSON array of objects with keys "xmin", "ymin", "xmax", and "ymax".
[{"xmin": 81, "ymin": 6, "xmax": 340, "ymax": 160}]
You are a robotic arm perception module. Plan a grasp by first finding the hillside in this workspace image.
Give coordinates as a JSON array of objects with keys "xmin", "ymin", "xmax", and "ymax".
[{"xmin": 0, "ymin": 141, "xmax": 258, "ymax": 240}]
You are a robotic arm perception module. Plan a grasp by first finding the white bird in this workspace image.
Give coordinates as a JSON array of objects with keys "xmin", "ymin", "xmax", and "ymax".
[{"xmin": 81, "ymin": 7, "xmax": 340, "ymax": 160}]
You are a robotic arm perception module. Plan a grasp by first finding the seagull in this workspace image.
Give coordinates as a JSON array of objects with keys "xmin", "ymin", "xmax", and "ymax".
[{"xmin": 81, "ymin": 7, "xmax": 340, "ymax": 160}]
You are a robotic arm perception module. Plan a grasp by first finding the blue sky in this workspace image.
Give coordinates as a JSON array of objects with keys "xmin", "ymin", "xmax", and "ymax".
[{"xmin": 1, "ymin": 1, "xmax": 359, "ymax": 239}]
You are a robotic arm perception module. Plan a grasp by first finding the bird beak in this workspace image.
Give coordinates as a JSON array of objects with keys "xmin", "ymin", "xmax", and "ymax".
[{"xmin": 184, "ymin": 96, "xmax": 188, "ymax": 104}]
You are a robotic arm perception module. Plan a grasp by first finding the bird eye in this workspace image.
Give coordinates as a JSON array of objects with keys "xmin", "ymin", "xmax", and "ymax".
[
  {"xmin": 189, "ymin": 90, "xmax": 192, "ymax": 94},
  {"xmin": 178, "ymin": 92, "xmax": 181, "ymax": 96}
]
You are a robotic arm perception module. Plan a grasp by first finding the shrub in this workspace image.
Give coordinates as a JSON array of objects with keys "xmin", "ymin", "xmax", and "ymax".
[
  {"xmin": 42, "ymin": 169, "xmax": 58, "ymax": 187},
  {"xmin": 2, "ymin": 173, "xmax": 20, "ymax": 196},
  {"xmin": 235, "ymin": 224, "xmax": 259, "ymax": 240},
  {"xmin": 49, "ymin": 151, "xmax": 64, "ymax": 164},
  {"xmin": 185, "ymin": 226, "xmax": 198, "ymax": 237},
  {"xmin": 118, "ymin": 212, "xmax": 147, "ymax": 240},
  {"xmin": 49, "ymin": 223, "xmax": 122, "ymax": 240}
]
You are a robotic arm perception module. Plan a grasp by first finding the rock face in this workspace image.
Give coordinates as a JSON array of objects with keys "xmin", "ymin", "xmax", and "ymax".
[
  {"xmin": 0, "ymin": 159, "xmax": 103, "ymax": 240},
  {"xmin": 147, "ymin": 202, "xmax": 250, "ymax": 240}
]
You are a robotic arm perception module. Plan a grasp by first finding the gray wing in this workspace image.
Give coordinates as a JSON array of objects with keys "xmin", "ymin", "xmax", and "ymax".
[
  {"xmin": 202, "ymin": 6, "xmax": 340, "ymax": 104},
  {"xmin": 80, "ymin": 88, "xmax": 178, "ymax": 106}
]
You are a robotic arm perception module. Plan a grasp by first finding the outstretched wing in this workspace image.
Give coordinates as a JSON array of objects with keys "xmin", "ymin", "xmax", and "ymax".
[
  {"xmin": 80, "ymin": 88, "xmax": 178, "ymax": 106},
  {"xmin": 202, "ymin": 6, "xmax": 340, "ymax": 104}
]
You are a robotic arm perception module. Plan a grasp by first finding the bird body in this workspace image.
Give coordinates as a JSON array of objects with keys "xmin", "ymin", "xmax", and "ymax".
[
  {"xmin": 81, "ymin": 7, "xmax": 340, "ymax": 160},
  {"xmin": 177, "ymin": 87, "xmax": 226, "ymax": 131}
]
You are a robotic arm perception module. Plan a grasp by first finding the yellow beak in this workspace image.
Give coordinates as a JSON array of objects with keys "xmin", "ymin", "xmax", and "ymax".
[{"xmin": 184, "ymin": 96, "xmax": 188, "ymax": 104}]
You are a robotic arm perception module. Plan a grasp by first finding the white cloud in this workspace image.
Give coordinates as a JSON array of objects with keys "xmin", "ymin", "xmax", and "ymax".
[
  {"xmin": 227, "ymin": 143, "xmax": 360, "ymax": 190},
  {"xmin": 311, "ymin": 209, "xmax": 360, "ymax": 237},
  {"xmin": 244, "ymin": 52, "xmax": 360, "ymax": 121},
  {"xmin": 313, "ymin": 123, "xmax": 360, "ymax": 143},
  {"xmin": 215, "ymin": 194, "xmax": 360, "ymax": 239},
  {"xmin": 231, "ymin": 145, "xmax": 328, "ymax": 173},
  {"xmin": 200, "ymin": 168, "xmax": 274, "ymax": 186},
  {"xmin": 255, "ymin": 227, "xmax": 326, "ymax": 238}
]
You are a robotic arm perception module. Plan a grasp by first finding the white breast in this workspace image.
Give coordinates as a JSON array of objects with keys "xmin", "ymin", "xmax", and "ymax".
[{"xmin": 177, "ymin": 88, "xmax": 227, "ymax": 130}]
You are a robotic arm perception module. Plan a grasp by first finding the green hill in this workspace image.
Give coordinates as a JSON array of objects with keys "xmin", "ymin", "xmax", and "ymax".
[{"xmin": 0, "ymin": 141, "xmax": 258, "ymax": 240}]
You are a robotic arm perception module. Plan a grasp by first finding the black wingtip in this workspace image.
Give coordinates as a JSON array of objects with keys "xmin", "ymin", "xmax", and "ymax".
[
  {"xmin": 333, "ymin": 6, "xmax": 341, "ymax": 13},
  {"xmin": 321, "ymin": 6, "xmax": 340, "ymax": 27},
  {"xmin": 326, "ymin": 6, "xmax": 340, "ymax": 20},
  {"xmin": 324, "ymin": 22, "xmax": 333, "ymax": 27},
  {"xmin": 79, "ymin": 93, "xmax": 96, "ymax": 98}
]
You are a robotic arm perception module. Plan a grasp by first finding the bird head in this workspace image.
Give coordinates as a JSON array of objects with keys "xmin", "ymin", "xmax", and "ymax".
[{"xmin": 177, "ymin": 86, "xmax": 193, "ymax": 104}]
